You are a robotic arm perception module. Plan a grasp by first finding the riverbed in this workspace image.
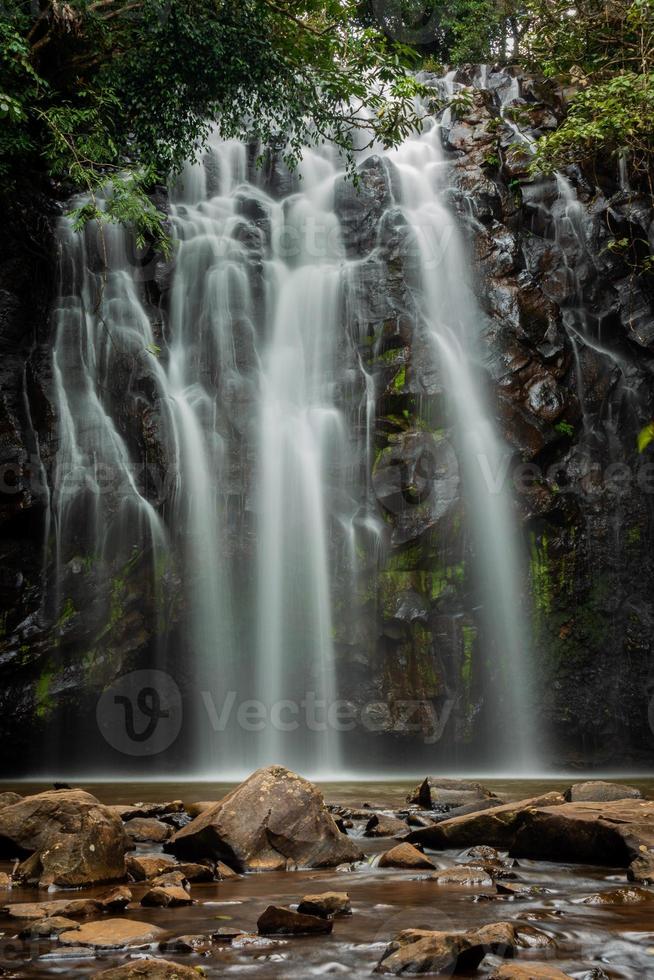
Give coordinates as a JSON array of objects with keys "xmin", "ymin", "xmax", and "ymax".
[{"xmin": 1, "ymin": 778, "xmax": 653, "ymax": 978}]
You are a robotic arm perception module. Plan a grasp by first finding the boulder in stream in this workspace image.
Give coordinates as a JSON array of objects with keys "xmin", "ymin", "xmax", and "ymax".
[
  {"xmin": 257, "ymin": 904, "xmax": 334, "ymax": 935},
  {"xmin": 166, "ymin": 765, "xmax": 364, "ymax": 871},
  {"xmin": 375, "ymin": 928, "xmax": 486, "ymax": 975},
  {"xmin": 124, "ymin": 817, "xmax": 172, "ymax": 843},
  {"xmin": 563, "ymin": 781, "xmax": 642, "ymax": 803},
  {"xmin": 0, "ymin": 789, "xmax": 128, "ymax": 886},
  {"xmin": 407, "ymin": 777, "xmax": 497, "ymax": 810},
  {"xmin": 364, "ymin": 813, "xmax": 409, "ymax": 837},
  {"xmin": 297, "ymin": 892, "xmax": 351, "ymax": 917},
  {"xmin": 406, "ymin": 793, "xmax": 566, "ymax": 850},
  {"xmin": 59, "ymin": 918, "xmax": 166, "ymax": 948},
  {"xmin": 378, "ymin": 842, "xmax": 436, "ymax": 869}
]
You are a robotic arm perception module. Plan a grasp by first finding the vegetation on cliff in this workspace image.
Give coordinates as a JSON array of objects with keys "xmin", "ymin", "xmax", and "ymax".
[{"xmin": 0, "ymin": 0, "xmax": 423, "ymax": 243}]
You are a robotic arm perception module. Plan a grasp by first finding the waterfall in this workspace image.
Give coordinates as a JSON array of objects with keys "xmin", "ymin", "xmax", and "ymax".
[
  {"xmin": 49, "ymin": 91, "xmax": 540, "ymax": 774},
  {"xmin": 385, "ymin": 118, "xmax": 538, "ymax": 770}
]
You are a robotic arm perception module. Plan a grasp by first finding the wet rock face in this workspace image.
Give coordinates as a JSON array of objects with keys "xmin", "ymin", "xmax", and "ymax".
[
  {"xmin": 438, "ymin": 67, "xmax": 654, "ymax": 767},
  {"xmin": 0, "ymin": 68, "xmax": 653, "ymax": 769}
]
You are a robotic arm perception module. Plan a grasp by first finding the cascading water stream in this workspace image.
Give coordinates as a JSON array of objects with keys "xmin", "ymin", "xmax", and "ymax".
[
  {"xmin": 385, "ymin": 117, "xmax": 538, "ymax": 771},
  {"xmin": 49, "ymin": 86, "xmax": 542, "ymax": 775}
]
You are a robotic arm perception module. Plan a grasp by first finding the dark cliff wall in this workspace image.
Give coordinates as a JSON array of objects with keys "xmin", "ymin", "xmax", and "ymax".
[{"xmin": 0, "ymin": 68, "xmax": 652, "ymax": 773}]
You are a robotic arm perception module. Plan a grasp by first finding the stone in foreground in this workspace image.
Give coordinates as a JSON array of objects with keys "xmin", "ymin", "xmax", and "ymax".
[
  {"xmin": 93, "ymin": 958, "xmax": 201, "ymax": 978},
  {"xmin": 379, "ymin": 842, "xmax": 436, "ymax": 869},
  {"xmin": 0, "ymin": 789, "xmax": 128, "ymax": 886},
  {"xmin": 297, "ymin": 892, "xmax": 351, "ymax": 917},
  {"xmin": 375, "ymin": 929, "xmax": 486, "ymax": 975},
  {"xmin": 376, "ymin": 921, "xmax": 555, "ymax": 975},
  {"xmin": 257, "ymin": 904, "xmax": 333, "ymax": 935},
  {"xmin": 167, "ymin": 766, "xmax": 363, "ymax": 871},
  {"xmin": 59, "ymin": 918, "xmax": 166, "ymax": 948}
]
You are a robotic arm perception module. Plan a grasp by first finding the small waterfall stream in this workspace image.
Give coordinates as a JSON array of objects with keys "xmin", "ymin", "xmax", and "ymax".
[{"xmin": 49, "ymin": 91, "xmax": 541, "ymax": 774}]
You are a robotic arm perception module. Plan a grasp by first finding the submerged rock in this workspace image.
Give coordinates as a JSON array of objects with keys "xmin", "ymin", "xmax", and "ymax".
[
  {"xmin": 488, "ymin": 965, "xmax": 573, "ymax": 979},
  {"xmin": 167, "ymin": 766, "xmax": 363, "ymax": 871},
  {"xmin": 93, "ymin": 958, "xmax": 201, "ymax": 978},
  {"xmin": 578, "ymin": 886, "xmax": 653, "ymax": 905},
  {"xmin": 257, "ymin": 904, "xmax": 334, "ymax": 936},
  {"xmin": 59, "ymin": 918, "xmax": 166, "ymax": 948},
  {"xmin": 0, "ymin": 789, "xmax": 128, "ymax": 886},
  {"xmin": 379, "ymin": 842, "xmax": 436, "ymax": 869},
  {"xmin": 4, "ymin": 887, "xmax": 131, "ymax": 920},
  {"xmin": 19, "ymin": 915, "xmax": 80, "ymax": 938}
]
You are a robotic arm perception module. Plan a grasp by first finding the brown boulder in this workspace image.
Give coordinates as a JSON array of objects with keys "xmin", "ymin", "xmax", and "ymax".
[
  {"xmin": 124, "ymin": 818, "xmax": 172, "ymax": 843},
  {"xmin": 378, "ymin": 842, "xmax": 435, "ymax": 869},
  {"xmin": 93, "ymin": 958, "xmax": 200, "ymax": 978},
  {"xmin": 215, "ymin": 860, "xmax": 240, "ymax": 879},
  {"xmin": 297, "ymin": 892, "xmax": 351, "ymax": 917},
  {"xmin": 173, "ymin": 862, "xmax": 214, "ymax": 882},
  {"xmin": 407, "ymin": 777, "xmax": 496, "ymax": 810},
  {"xmin": 564, "ymin": 781, "xmax": 642, "ymax": 803},
  {"xmin": 406, "ymin": 793, "xmax": 566, "ymax": 851},
  {"xmin": 375, "ymin": 929, "xmax": 486, "ymax": 975},
  {"xmin": 257, "ymin": 905, "xmax": 333, "ymax": 935},
  {"xmin": 60, "ymin": 918, "xmax": 166, "ymax": 948},
  {"xmin": 474, "ymin": 921, "xmax": 555, "ymax": 953},
  {"xmin": 126, "ymin": 854, "xmax": 178, "ymax": 881},
  {"xmin": 365, "ymin": 813, "xmax": 409, "ymax": 837},
  {"xmin": 0, "ymin": 789, "xmax": 128, "ymax": 886},
  {"xmin": 19, "ymin": 916, "xmax": 80, "ymax": 938},
  {"xmin": 167, "ymin": 766, "xmax": 363, "ymax": 871},
  {"xmin": 141, "ymin": 884, "xmax": 192, "ymax": 908},
  {"xmin": 512, "ymin": 799, "xmax": 654, "ymax": 867}
]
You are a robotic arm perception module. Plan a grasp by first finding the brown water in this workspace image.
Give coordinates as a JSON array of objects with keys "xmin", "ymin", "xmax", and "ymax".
[{"xmin": 1, "ymin": 779, "xmax": 654, "ymax": 978}]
